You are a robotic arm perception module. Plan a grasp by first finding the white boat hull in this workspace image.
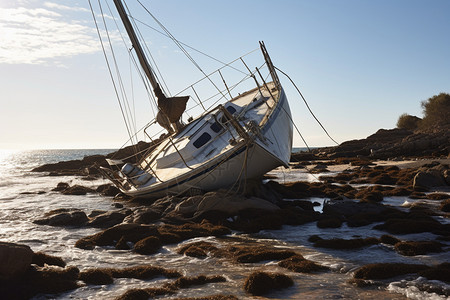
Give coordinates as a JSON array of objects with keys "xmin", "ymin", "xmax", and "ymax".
[{"xmin": 122, "ymin": 88, "xmax": 293, "ymax": 198}]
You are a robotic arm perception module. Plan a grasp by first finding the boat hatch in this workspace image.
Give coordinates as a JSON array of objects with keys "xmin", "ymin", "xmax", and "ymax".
[{"xmin": 193, "ymin": 132, "xmax": 211, "ymax": 148}]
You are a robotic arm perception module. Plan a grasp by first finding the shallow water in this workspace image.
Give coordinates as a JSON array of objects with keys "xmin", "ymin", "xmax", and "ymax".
[{"xmin": 0, "ymin": 149, "xmax": 449, "ymax": 299}]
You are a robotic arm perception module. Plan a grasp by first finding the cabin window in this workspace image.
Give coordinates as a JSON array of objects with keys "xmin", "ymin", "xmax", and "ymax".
[
  {"xmin": 193, "ymin": 132, "xmax": 212, "ymax": 148},
  {"xmin": 210, "ymin": 121, "xmax": 221, "ymax": 133},
  {"xmin": 226, "ymin": 106, "xmax": 236, "ymax": 114}
]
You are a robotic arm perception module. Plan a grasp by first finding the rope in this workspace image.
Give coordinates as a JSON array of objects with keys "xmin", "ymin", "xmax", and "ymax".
[{"xmin": 275, "ymin": 66, "xmax": 339, "ymax": 146}]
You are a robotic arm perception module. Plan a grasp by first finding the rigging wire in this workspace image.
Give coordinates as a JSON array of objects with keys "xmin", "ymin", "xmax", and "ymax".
[
  {"xmin": 98, "ymin": 0, "xmax": 137, "ymax": 146},
  {"xmin": 275, "ymin": 66, "xmax": 340, "ymax": 146},
  {"xmin": 126, "ymin": 1, "xmax": 172, "ymax": 96},
  {"xmin": 130, "ymin": 17, "xmax": 248, "ymax": 76},
  {"xmin": 103, "ymin": 0, "xmax": 158, "ymax": 116},
  {"xmin": 88, "ymin": 0, "xmax": 135, "ymax": 148},
  {"xmin": 136, "ymin": 0, "xmax": 229, "ymax": 104}
]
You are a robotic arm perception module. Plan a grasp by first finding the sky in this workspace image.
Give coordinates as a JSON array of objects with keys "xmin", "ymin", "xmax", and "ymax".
[{"xmin": 0, "ymin": 0, "xmax": 449, "ymax": 150}]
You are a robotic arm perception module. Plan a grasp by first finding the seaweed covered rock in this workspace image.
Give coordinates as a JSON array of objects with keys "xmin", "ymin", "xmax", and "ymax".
[
  {"xmin": 133, "ymin": 236, "xmax": 162, "ymax": 255},
  {"xmin": 394, "ymin": 241, "xmax": 444, "ymax": 256},
  {"xmin": 75, "ymin": 223, "xmax": 159, "ymax": 250},
  {"xmin": 167, "ymin": 275, "xmax": 226, "ymax": 289},
  {"xmin": 353, "ymin": 263, "xmax": 429, "ymax": 280},
  {"xmin": 278, "ymin": 254, "xmax": 328, "ymax": 273},
  {"xmin": 243, "ymin": 271, "xmax": 293, "ymax": 296},
  {"xmin": 311, "ymin": 236, "xmax": 379, "ymax": 249},
  {"xmin": 177, "ymin": 241, "xmax": 219, "ymax": 259},
  {"xmin": 226, "ymin": 244, "xmax": 296, "ymax": 263},
  {"xmin": 79, "ymin": 268, "xmax": 114, "ymax": 285},
  {"xmin": 32, "ymin": 252, "xmax": 66, "ymax": 267}
]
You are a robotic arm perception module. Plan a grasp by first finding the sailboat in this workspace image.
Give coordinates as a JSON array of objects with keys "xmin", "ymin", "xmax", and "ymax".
[{"xmin": 97, "ymin": 0, "xmax": 293, "ymax": 198}]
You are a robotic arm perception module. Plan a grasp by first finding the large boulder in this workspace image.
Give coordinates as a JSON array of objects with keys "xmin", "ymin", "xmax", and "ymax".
[
  {"xmin": 413, "ymin": 163, "xmax": 448, "ymax": 189},
  {"xmin": 173, "ymin": 191, "xmax": 279, "ymax": 218},
  {"xmin": 0, "ymin": 242, "xmax": 34, "ymax": 280}
]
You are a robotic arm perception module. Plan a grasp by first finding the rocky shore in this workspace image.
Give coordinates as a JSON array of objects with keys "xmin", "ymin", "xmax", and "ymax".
[{"xmin": 2, "ymin": 126, "xmax": 449, "ymax": 299}]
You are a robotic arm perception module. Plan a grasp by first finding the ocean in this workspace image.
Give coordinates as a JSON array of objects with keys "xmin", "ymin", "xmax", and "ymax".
[{"xmin": 0, "ymin": 149, "xmax": 448, "ymax": 299}]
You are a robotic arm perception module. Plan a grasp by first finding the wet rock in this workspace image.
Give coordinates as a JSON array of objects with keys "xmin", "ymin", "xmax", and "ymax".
[
  {"xmin": 226, "ymin": 244, "xmax": 296, "ymax": 263},
  {"xmin": 124, "ymin": 207, "xmax": 161, "ymax": 224},
  {"xmin": 278, "ymin": 254, "xmax": 328, "ymax": 273},
  {"xmin": 79, "ymin": 268, "xmax": 114, "ymax": 285},
  {"xmin": 317, "ymin": 217, "xmax": 343, "ymax": 228},
  {"xmin": 359, "ymin": 191, "xmax": 384, "ymax": 203},
  {"xmin": 34, "ymin": 210, "xmax": 88, "ymax": 227},
  {"xmin": 75, "ymin": 223, "xmax": 158, "ymax": 250},
  {"xmin": 133, "ymin": 236, "xmax": 162, "ymax": 255},
  {"xmin": 418, "ymin": 263, "xmax": 450, "ymax": 283},
  {"xmin": 51, "ymin": 182, "xmax": 70, "ymax": 191},
  {"xmin": 62, "ymin": 185, "xmax": 96, "ymax": 195},
  {"xmin": 323, "ymin": 200, "xmax": 391, "ymax": 217},
  {"xmin": 87, "ymin": 209, "xmax": 132, "ymax": 228},
  {"xmin": 177, "ymin": 241, "xmax": 219, "ymax": 259},
  {"xmin": 224, "ymin": 207, "xmax": 319, "ymax": 233},
  {"xmin": 243, "ymin": 271, "xmax": 293, "ymax": 296},
  {"xmin": 0, "ymin": 242, "xmax": 34, "ymax": 280},
  {"xmin": 413, "ymin": 165, "xmax": 448, "ymax": 189},
  {"xmin": 312, "ymin": 236, "xmax": 379, "ymax": 249},
  {"xmin": 32, "ymin": 252, "xmax": 66, "ymax": 267},
  {"xmin": 373, "ymin": 217, "xmax": 445, "ymax": 234},
  {"xmin": 158, "ymin": 222, "xmax": 231, "ymax": 244},
  {"xmin": 3, "ymin": 265, "xmax": 80, "ymax": 299},
  {"xmin": 115, "ymin": 288, "xmax": 175, "ymax": 300},
  {"xmin": 310, "ymin": 163, "xmax": 329, "ymax": 173},
  {"xmin": 172, "ymin": 191, "xmax": 280, "ymax": 219},
  {"xmin": 383, "ymin": 187, "xmax": 413, "ymax": 197},
  {"xmin": 170, "ymin": 296, "xmax": 238, "ymax": 300},
  {"xmin": 115, "ymin": 236, "xmax": 131, "ymax": 250},
  {"xmin": 427, "ymin": 193, "xmax": 450, "ymax": 200},
  {"xmin": 88, "ymin": 210, "xmax": 107, "ymax": 218},
  {"xmin": 96, "ymin": 184, "xmax": 120, "ymax": 197},
  {"xmin": 106, "ymin": 265, "xmax": 181, "ymax": 279},
  {"xmin": 441, "ymin": 199, "xmax": 450, "ymax": 212},
  {"xmin": 167, "ymin": 275, "xmax": 226, "ymax": 289},
  {"xmin": 379, "ymin": 235, "xmax": 401, "ymax": 245},
  {"xmin": 394, "ymin": 241, "xmax": 444, "ymax": 256},
  {"xmin": 353, "ymin": 263, "xmax": 429, "ymax": 280}
]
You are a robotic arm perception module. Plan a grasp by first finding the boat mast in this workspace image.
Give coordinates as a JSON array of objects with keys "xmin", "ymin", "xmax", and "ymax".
[{"xmin": 113, "ymin": 0, "xmax": 165, "ymax": 99}]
